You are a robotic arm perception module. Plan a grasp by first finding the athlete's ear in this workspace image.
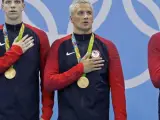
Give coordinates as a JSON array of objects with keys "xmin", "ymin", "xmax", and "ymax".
[
  {"xmin": 70, "ymin": 16, "xmax": 73, "ymax": 23},
  {"xmin": 1, "ymin": 3, "xmax": 4, "ymax": 11},
  {"xmin": 22, "ymin": 2, "xmax": 25, "ymax": 11}
]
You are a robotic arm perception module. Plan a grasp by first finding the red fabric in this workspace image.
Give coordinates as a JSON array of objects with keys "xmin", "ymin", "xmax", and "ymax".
[
  {"xmin": 0, "ymin": 25, "xmax": 23, "ymax": 73},
  {"xmin": 96, "ymin": 35, "xmax": 127, "ymax": 120},
  {"xmin": 25, "ymin": 24, "xmax": 54, "ymax": 120},
  {"xmin": 0, "ymin": 25, "xmax": 2, "ymax": 29},
  {"xmin": 0, "ymin": 45, "xmax": 23, "ymax": 73},
  {"xmin": 44, "ymin": 35, "xmax": 84, "ymax": 91},
  {"xmin": 148, "ymin": 33, "xmax": 160, "ymax": 88}
]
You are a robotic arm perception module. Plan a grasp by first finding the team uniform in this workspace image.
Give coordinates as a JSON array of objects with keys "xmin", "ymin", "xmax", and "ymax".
[
  {"xmin": 45, "ymin": 33, "xmax": 127, "ymax": 120},
  {"xmin": 0, "ymin": 23, "xmax": 54, "ymax": 120}
]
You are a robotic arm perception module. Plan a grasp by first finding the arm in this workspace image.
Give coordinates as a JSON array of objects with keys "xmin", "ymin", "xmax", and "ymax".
[
  {"xmin": 44, "ymin": 39, "xmax": 84, "ymax": 91},
  {"xmin": 0, "ymin": 45, "xmax": 22, "ymax": 73},
  {"xmin": 39, "ymin": 31, "xmax": 54, "ymax": 120},
  {"xmin": 148, "ymin": 33, "xmax": 160, "ymax": 88},
  {"xmin": 107, "ymin": 41, "xmax": 127, "ymax": 120}
]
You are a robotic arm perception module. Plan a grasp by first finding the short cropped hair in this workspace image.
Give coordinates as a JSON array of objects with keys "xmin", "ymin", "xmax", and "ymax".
[
  {"xmin": 2, "ymin": 0, "xmax": 24, "ymax": 3},
  {"xmin": 69, "ymin": 0, "xmax": 93, "ymax": 16}
]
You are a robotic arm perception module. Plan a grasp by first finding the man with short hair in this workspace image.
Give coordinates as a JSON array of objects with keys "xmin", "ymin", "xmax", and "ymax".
[
  {"xmin": 44, "ymin": 0, "xmax": 127, "ymax": 120},
  {"xmin": 0, "ymin": 0, "xmax": 54, "ymax": 120}
]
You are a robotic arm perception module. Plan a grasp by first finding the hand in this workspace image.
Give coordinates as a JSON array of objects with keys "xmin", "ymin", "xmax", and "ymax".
[
  {"xmin": 40, "ymin": 118, "xmax": 44, "ymax": 120},
  {"xmin": 13, "ymin": 34, "xmax": 34, "ymax": 53},
  {"xmin": 80, "ymin": 52, "xmax": 105, "ymax": 74}
]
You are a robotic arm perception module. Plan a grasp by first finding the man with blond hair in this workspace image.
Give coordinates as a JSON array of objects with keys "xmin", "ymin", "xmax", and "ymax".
[{"xmin": 44, "ymin": 0, "xmax": 127, "ymax": 120}]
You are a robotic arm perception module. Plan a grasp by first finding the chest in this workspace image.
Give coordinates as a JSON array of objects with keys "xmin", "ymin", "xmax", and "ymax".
[
  {"xmin": 58, "ymin": 39, "xmax": 109, "ymax": 74},
  {"xmin": 0, "ymin": 29, "xmax": 40, "ymax": 63}
]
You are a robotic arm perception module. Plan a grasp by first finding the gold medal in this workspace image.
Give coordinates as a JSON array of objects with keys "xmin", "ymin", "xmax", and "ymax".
[
  {"xmin": 77, "ymin": 76, "xmax": 89, "ymax": 88},
  {"xmin": 5, "ymin": 67, "xmax": 16, "ymax": 79},
  {"xmin": 3, "ymin": 24, "xmax": 24, "ymax": 80}
]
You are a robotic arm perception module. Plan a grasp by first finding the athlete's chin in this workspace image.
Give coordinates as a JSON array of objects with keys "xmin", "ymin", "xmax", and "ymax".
[
  {"xmin": 8, "ymin": 16, "xmax": 20, "ymax": 21},
  {"xmin": 81, "ymin": 27, "xmax": 92, "ymax": 33}
]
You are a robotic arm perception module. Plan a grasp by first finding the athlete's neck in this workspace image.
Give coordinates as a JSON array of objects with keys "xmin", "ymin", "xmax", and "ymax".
[
  {"xmin": 5, "ymin": 22, "xmax": 23, "ymax": 32},
  {"xmin": 5, "ymin": 16, "xmax": 22, "ymax": 25},
  {"xmin": 73, "ymin": 28, "xmax": 92, "ymax": 34},
  {"xmin": 73, "ymin": 33, "xmax": 92, "ymax": 41}
]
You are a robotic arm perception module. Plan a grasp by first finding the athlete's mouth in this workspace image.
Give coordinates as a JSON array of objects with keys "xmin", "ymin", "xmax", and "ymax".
[
  {"xmin": 83, "ymin": 21, "xmax": 89, "ymax": 23},
  {"xmin": 9, "ymin": 10, "xmax": 17, "ymax": 13}
]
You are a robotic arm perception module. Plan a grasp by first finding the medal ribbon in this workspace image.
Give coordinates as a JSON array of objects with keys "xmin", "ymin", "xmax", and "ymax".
[
  {"xmin": 3, "ymin": 23, "xmax": 25, "ymax": 69},
  {"xmin": 71, "ymin": 33, "xmax": 94, "ymax": 77}
]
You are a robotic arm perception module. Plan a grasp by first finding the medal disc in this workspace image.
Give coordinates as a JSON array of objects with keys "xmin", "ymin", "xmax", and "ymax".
[
  {"xmin": 5, "ymin": 67, "xmax": 16, "ymax": 79},
  {"xmin": 77, "ymin": 76, "xmax": 89, "ymax": 88}
]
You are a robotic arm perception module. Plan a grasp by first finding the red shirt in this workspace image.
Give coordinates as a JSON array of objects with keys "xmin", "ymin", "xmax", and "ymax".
[{"xmin": 148, "ymin": 32, "xmax": 160, "ymax": 88}]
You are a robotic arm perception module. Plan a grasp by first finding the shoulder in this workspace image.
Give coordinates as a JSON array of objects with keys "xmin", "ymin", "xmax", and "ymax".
[
  {"xmin": 0, "ymin": 25, "xmax": 3, "ymax": 30},
  {"xmin": 149, "ymin": 32, "xmax": 160, "ymax": 45},
  {"xmin": 148, "ymin": 32, "xmax": 160, "ymax": 49},
  {"xmin": 51, "ymin": 34, "xmax": 72, "ymax": 48},
  {"xmin": 149, "ymin": 32, "xmax": 160, "ymax": 42},
  {"xmin": 24, "ymin": 23, "xmax": 46, "ymax": 36},
  {"xmin": 151, "ymin": 32, "xmax": 160, "ymax": 38},
  {"xmin": 95, "ymin": 34, "xmax": 117, "ymax": 50}
]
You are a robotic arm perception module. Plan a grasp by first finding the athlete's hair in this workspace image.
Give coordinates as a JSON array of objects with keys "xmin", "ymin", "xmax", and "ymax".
[
  {"xmin": 69, "ymin": 0, "xmax": 93, "ymax": 16},
  {"xmin": 2, "ymin": 0, "xmax": 24, "ymax": 3}
]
